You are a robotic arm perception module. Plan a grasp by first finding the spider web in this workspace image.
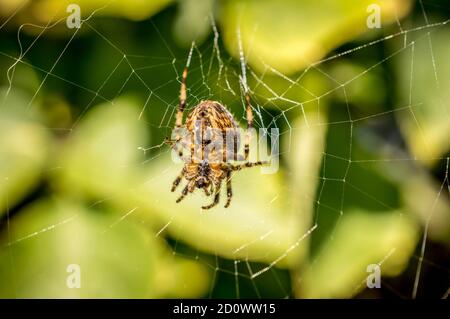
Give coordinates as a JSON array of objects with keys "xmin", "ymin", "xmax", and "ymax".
[{"xmin": 0, "ymin": 0, "xmax": 449, "ymax": 299}]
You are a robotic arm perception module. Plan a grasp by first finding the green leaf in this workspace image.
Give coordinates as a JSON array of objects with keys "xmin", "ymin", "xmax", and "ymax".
[
  {"xmin": 298, "ymin": 210, "xmax": 419, "ymax": 298},
  {"xmin": 369, "ymin": 152, "xmax": 450, "ymax": 244},
  {"xmin": 250, "ymin": 68, "xmax": 332, "ymax": 111},
  {"xmin": 2, "ymin": 0, "xmax": 175, "ymax": 24},
  {"xmin": 0, "ymin": 197, "xmax": 211, "ymax": 298},
  {"xmin": 55, "ymin": 97, "xmax": 146, "ymax": 199},
  {"xmin": 285, "ymin": 110, "xmax": 328, "ymax": 264},
  {"xmin": 173, "ymin": 0, "xmax": 214, "ymax": 47},
  {"xmin": 219, "ymin": 0, "xmax": 412, "ymax": 74},
  {"xmin": 0, "ymin": 199, "xmax": 156, "ymax": 298},
  {"xmin": 0, "ymin": 88, "xmax": 49, "ymax": 217},
  {"xmin": 394, "ymin": 27, "xmax": 450, "ymax": 166}
]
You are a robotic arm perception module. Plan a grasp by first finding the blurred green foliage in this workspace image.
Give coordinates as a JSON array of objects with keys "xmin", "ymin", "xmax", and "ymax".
[
  {"xmin": 219, "ymin": 0, "xmax": 412, "ymax": 74},
  {"xmin": 0, "ymin": 0, "xmax": 449, "ymax": 298}
]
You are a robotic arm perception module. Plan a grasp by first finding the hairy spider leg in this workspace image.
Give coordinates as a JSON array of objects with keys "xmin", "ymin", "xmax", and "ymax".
[
  {"xmin": 165, "ymin": 65, "xmax": 189, "ymax": 160},
  {"xmin": 244, "ymin": 92, "xmax": 254, "ymax": 160},
  {"xmin": 176, "ymin": 67, "xmax": 188, "ymax": 129},
  {"xmin": 202, "ymin": 180, "xmax": 222, "ymax": 210},
  {"xmin": 224, "ymin": 170, "xmax": 233, "ymax": 208},
  {"xmin": 229, "ymin": 161, "xmax": 268, "ymax": 171},
  {"xmin": 171, "ymin": 167, "xmax": 185, "ymax": 192},
  {"xmin": 176, "ymin": 179, "xmax": 195, "ymax": 203}
]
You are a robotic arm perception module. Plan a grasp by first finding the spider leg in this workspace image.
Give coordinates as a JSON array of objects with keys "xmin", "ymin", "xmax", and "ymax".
[
  {"xmin": 202, "ymin": 181, "xmax": 221, "ymax": 210},
  {"xmin": 188, "ymin": 180, "xmax": 196, "ymax": 193},
  {"xmin": 166, "ymin": 58, "xmax": 190, "ymax": 160},
  {"xmin": 171, "ymin": 168, "xmax": 185, "ymax": 192},
  {"xmin": 208, "ymin": 182, "xmax": 214, "ymax": 195},
  {"xmin": 224, "ymin": 170, "xmax": 232, "ymax": 208},
  {"xmin": 203, "ymin": 186, "xmax": 211, "ymax": 196},
  {"xmin": 228, "ymin": 161, "xmax": 268, "ymax": 171},
  {"xmin": 165, "ymin": 134, "xmax": 190, "ymax": 161},
  {"xmin": 164, "ymin": 136, "xmax": 183, "ymax": 158},
  {"xmin": 176, "ymin": 184, "xmax": 189, "ymax": 203},
  {"xmin": 176, "ymin": 67, "xmax": 188, "ymax": 128},
  {"xmin": 176, "ymin": 180, "xmax": 194, "ymax": 203},
  {"xmin": 231, "ymin": 90, "xmax": 254, "ymax": 162},
  {"xmin": 244, "ymin": 92, "xmax": 254, "ymax": 161}
]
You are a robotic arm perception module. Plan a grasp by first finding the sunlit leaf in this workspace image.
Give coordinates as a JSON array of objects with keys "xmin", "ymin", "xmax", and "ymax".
[
  {"xmin": 0, "ymin": 199, "xmax": 156, "ymax": 298},
  {"xmin": 369, "ymin": 151, "xmax": 450, "ymax": 244},
  {"xmin": 0, "ymin": 197, "xmax": 211, "ymax": 298},
  {"xmin": 55, "ymin": 97, "xmax": 146, "ymax": 199},
  {"xmin": 285, "ymin": 110, "xmax": 328, "ymax": 263},
  {"xmin": 0, "ymin": 0, "xmax": 175, "ymax": 25},
  {"xmin": 173, "ymin": 0, "xmax": 214, "ymax": 47},
  {"xmin": 298, "ymin": 210, "xmax": 419, "ymax": 298},
  {"xmin": 394, "ymin": 27, "xmax": 450, "ymax": 166},
  {"xmin": 0, "ymin": 88, "xmax": 49, "ymax": 217},
  {"xmin": 250, "ymin": 68, "xmax": 332, "ymax": 111},
  {"xmin": 220, "ymin": 0, "xmax": 412, "ymax": 74}
]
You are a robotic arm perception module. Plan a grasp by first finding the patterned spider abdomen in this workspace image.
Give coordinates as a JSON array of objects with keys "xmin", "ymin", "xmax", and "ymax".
[{"xmin": 185, "ymin": 100, "xmax": 240, "ymax": 164}]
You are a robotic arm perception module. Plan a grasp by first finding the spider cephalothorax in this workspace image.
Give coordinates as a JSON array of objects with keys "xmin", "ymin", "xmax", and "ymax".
[{"xmin": 166, "ymin": 66, "xmax": 267, "ymax": 210}]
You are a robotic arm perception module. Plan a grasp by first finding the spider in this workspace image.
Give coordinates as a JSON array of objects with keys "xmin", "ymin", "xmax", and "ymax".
[{"xmin": 166, "ymin": 65, "xmax": 268, "ymax": 210}]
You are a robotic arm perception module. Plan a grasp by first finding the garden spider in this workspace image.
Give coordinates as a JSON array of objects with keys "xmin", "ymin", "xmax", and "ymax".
[{"xmin": 166, "ymin": 66, "xmax": 268, "ymax": 210}]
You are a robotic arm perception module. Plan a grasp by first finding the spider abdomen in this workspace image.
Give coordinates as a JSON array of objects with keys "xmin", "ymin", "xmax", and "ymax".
[
  {"xmin": 186, "ymin": 100, "xmax": 238, "ymax": 131},
  {"xmin": 185, "ymin": 100, "xmax": 240, "ymax": 163}
]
